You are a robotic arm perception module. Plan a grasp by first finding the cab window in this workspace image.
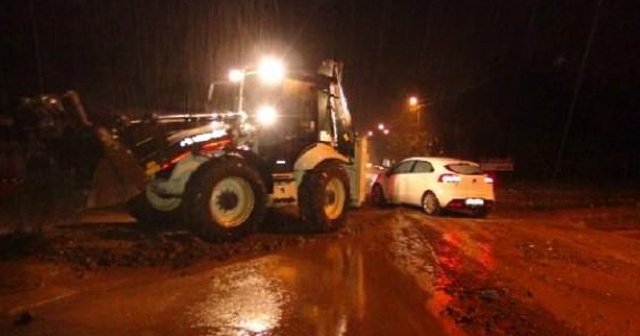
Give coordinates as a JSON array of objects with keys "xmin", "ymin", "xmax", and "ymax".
[
  {"xmin": 445, "ymin": 163, "xmax": 483, "ymax": 175},
  {"xmin": 412, "ymin": 161, "xmax": 434, "ymax": 173},
  {"xmin": 391, "ymin": 161, "xmax": 415, "ymax": 175}
]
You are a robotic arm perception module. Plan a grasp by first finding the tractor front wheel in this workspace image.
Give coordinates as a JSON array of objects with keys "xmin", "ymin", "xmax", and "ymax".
[
  {"xmin": 298, "ymin": 161, "xmax": 350, "ymax": 232},
  {"xmin": 184, "ymin": 157, "xmax": 267, "ymax": 242}
]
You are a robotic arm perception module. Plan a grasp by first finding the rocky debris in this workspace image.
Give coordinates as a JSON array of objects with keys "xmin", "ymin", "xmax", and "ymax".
[
  {"xmin": 428, "ymin": 225, "xmax": 580, "ymax": 336},
  {"xmin": 497, "ymin": 185, "xmax": 640, "ymax": 211},
  {"xmin": 42, "ymin": 233, "xmax": 270, "ymax": 270},
  {"xmin": 479, "ymin": 288, "xmax": 500, "ymax": 302},
  {"xmin": 25, "ymin": 215, "xmax": 365, "ymax": 271},
  {"xmin": 13, "ymin": 311, "xmax": 33, "ymax": 326},
  {"xmin": 0, "ymin": 232, "xmax": 49, "ymax": 260},
  {"xmin": 439, "ymin": 281, "xmax": 576, "ymax": 336}
]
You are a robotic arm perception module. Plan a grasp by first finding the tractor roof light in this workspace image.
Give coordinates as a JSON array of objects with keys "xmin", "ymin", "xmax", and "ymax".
[
  {"xmin": 228, "ymin": 69, "xmax": 245, "ymax": 83},
  {"xmin": 257, "ymin": 56, "xmax": 285, "ymax": 85},
  {"xmin": 256, "ymin": 105, "xmax": 278, "ymax": 126}
]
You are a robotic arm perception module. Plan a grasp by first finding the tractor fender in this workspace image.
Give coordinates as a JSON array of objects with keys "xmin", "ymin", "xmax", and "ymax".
[
  {"xmin": 145, "ymin": 148, "xmax": 259, "ymax": 211},
  {"xmin": 154, "ymin": 148, "xmax": 272, "ymax": 199},
  {"xmin": 293, "ymin": 143, "xmax": 349, "ymax": 171},
  {"xmin": 224, "ymin": 148, "xmax": 274, "ymax": 192},
  {"xmin": 145, "ymin": 153, "xmax": 210, "ymax": 211},
  {"xmin": 292, "ymin": 143, "xmax": 350, "ymax": 188}
]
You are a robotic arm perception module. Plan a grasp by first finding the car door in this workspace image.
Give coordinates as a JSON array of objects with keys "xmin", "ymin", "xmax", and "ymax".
[
  {"xmin": 384, "ymin": 160, "xmax": 415, "ymax": 203},
  {"xmin": 404, "ymin": 160, "xmax": 435, "ymax": 205}
]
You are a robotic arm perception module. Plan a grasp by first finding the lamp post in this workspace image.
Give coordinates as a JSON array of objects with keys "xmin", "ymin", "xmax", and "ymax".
[{"xmin": 408, "ymin": 96, "xmax": 426, "ymax": 125}]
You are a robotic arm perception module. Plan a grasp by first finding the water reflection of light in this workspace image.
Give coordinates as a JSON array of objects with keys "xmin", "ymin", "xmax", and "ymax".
[
  {"xmin": 238, "ymin": 314, "xmax": 270, "ymax": 333},
  {"xmin": 387, "ymin": 222, "xmax": 464, "ymax": 335},
  {"xmin": 443, "ymin": 231, "xmax": 495, "ymax": 274},
  {"xmin": 189, "ymin": 262, "xmax": 287, "ymax": 335}
]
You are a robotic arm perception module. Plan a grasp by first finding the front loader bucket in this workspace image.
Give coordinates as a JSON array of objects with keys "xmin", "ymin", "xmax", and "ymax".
[
  {"xmin": 87, "ymin": 130, "xmax": 147, "ymax": 208},
  {"xmin": 14, "ymin": 90, "xmax": 148, "ymax": 210}
]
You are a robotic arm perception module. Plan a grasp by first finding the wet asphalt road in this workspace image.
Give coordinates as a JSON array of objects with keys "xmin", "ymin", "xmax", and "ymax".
[{"xmin": 2, "ymin": 204, "xmax": 640, "ymax": 335}]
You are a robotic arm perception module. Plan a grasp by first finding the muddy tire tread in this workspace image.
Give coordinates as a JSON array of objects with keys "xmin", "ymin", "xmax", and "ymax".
[
  {"xmin": 298, "ymin": 161, "xmax": 350, "ymax": 232},
  {"xmin": 183, "ymin": 157, "xmax": 267, "ymax": 242}
]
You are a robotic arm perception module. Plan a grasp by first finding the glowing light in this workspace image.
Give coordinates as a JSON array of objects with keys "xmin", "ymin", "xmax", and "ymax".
[
  {"xmin": 409, "ymin": 96, "xmax": 419, "ymax": 106},
  {"xmin": 188, "ymin": 268, "xmax": 285, "ymax": 336},
  {"xmin": 228, "ymin": 69, "xmax": 245, "ymax": 83},
  {"xmin": 377, "ymin": 123, "xmax": 384, "ymax": 130},
  {"xmin": 256, "ymin": 105, "xmax": 278, "ymax": 126},
  {"xmin": 258, "ymin": 57, "xmax": 285, "ymax": 85},
  {"xmin": 438, "ymin": 174, "xmax": 461, "ymax": 183},
  {"xmin": 367, "ymin": 130, "xmax": 373, "ymax": 137},
  {"xmin": 179, "ymin": 129, "xmax": 227, "ymax": 147},
  {"xmin": 383, "ymin": 129, "xmax": 389, "ymax": 135},
  {"xmin": 239, "ymin": 315, "xmax": 270, "ymax": 333}
]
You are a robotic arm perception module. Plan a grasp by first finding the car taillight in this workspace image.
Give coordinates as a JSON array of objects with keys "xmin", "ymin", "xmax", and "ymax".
[
  {"xmin": 438, "ymin": 174, "xmax": 461, "ymax": 183},
  {"xmin": 484, "ymin": 176, "xmax": 494, "ymax": 184}
]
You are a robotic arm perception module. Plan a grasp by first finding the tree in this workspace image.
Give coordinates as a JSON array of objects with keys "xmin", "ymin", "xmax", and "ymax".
[{"xmin": 369, "ymin": 107, "xmax": 443, "ymax": 165}]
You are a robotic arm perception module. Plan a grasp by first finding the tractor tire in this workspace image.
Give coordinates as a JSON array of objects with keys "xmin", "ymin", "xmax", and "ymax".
[
  {"xmin": 183, "ymin": 157, "xmax": 267, "ymax": 242},
  {"xmin": 298, "ymin": 161, "xmax": 350, "ymax": 232},
  {"xmin": 127, "ymin": 192, "xmax": 181, "ymax": 230}
]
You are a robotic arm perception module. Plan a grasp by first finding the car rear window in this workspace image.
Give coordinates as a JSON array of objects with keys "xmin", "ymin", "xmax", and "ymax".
[{"xmin": 445, "ymin": 163, "xmax": 483, "ymax": 175}]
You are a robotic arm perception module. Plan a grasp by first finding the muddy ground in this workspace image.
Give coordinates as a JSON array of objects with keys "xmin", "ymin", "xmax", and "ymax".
[{"xmin": 1, "ymin": 185, "xmax": 639, "ymax": 335}]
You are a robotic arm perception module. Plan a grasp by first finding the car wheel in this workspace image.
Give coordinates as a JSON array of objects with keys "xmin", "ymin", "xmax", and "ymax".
[
  {"xmin": 422, "ymin": 192, "xmax": 441, "ymax": 216},
  {"xmin": 183, "ymin": 157, "xmax": 267, "ymax": 242},
  {"xmin": 299, "ymin": 161, "xmax": 350, "ymax": 232},
  {"xmin": 371, "ymin": 184, "xmax": 387, "ymax": 207}
]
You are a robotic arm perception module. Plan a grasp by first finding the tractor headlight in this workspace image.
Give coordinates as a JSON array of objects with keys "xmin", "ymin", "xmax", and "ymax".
[
  {"xmin": 257, "ymin": 57, "xmax": 285, "ymax": 85},
  {"xmin": 256, "ymin": 105, "xmax": 277, "ymax": 126},
  {"xmin": 228, "ymin": 69, "xmax": 245, "ymax": 83}
]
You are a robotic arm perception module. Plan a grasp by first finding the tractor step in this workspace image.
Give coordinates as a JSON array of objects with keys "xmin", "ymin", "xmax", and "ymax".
[{"xmin": 270, "ymin": 173, "xmax": 297, "ymax": 206}]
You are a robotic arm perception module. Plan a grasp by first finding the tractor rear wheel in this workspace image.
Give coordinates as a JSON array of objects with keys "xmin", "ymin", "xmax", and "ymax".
[
  {"xmin": 298, "ymin": 161, "xmax": 350, "ymax": 232},
  {"xmin": 184, "ymin": 157, "xmax": 267, "ymax": 242}
]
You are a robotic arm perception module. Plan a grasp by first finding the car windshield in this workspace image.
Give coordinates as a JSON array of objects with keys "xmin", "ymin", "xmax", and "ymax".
[{"xmin": 445, "ymin": 163, "xmax": 483, "ymax": 175}]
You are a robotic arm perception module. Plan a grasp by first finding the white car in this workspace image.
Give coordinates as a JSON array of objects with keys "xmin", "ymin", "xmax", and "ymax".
[{"xmin": 371, "ymin": 157, "xmax": 495, "ymax": 217}]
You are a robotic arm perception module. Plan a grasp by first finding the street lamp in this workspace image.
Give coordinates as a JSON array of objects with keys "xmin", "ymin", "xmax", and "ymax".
[
  {"xmin": 228, "ymin": 69, "xmax": 245, "ymax": 83},
  {"xmin": 408, "ymin": 96, "xmax": 425, "ymax": 125},
  {"xmin": 377, "ymin": 123, "xmax": 385, "ymax": 130}
]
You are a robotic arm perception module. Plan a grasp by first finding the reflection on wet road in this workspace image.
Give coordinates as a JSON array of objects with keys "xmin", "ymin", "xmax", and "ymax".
[
  {"xmin": 189, "ymin": 261, "xmax": 288, "ymax": 335},
  {"xmin": 186, "ymin": 229, "xmax": 446, "ymax": 335},
  {"xmin": 0, "ymin": 209, "xmax": 490, "ymax": 335},
  {"xmin": 6, "ymin": 205, "xmax": 639, "ymax": 335}
]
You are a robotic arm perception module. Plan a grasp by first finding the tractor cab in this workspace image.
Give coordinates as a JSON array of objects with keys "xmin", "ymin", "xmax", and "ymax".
[{"xmin": 208, "ymin": 60, "xmax": 356, "ymax": 174}]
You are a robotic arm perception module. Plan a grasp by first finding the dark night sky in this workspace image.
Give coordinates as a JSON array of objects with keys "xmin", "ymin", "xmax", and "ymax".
[{"xmin": 1, "ymin": 0, "xmax": 639, "ymax": 180}]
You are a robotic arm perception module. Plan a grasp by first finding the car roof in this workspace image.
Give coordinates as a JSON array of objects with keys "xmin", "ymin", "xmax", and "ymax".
[{"xmin": 400, "ymin": 156, "xmax": 479, "ymax": 166}]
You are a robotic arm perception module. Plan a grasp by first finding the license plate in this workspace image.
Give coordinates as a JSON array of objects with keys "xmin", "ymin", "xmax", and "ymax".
[{"xmin": 465, "ymin": 198, "xmax": 484, "ymax": 206}]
